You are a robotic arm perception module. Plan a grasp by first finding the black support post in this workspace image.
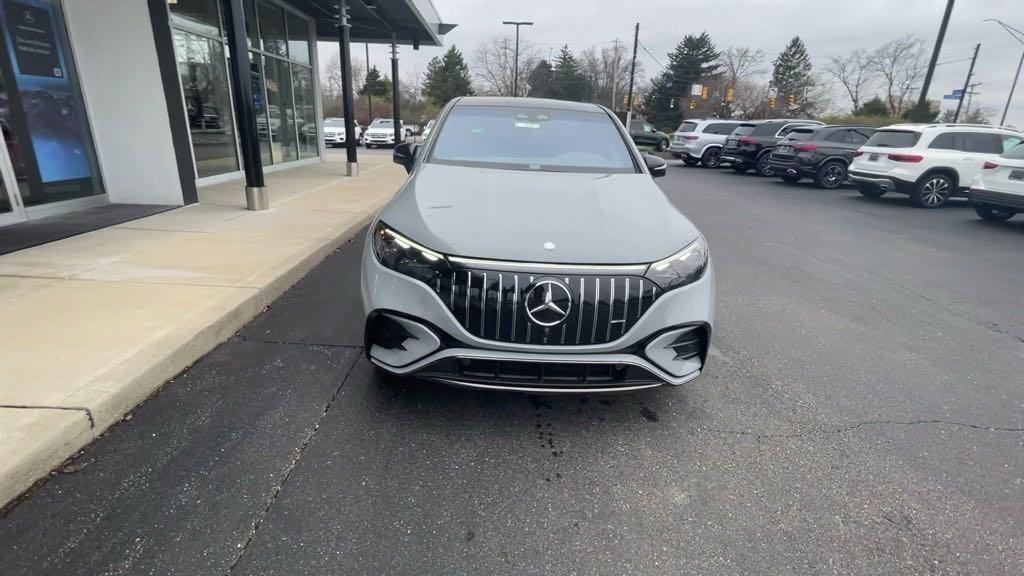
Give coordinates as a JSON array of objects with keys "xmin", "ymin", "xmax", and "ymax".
[
  {"xmin": 337, "ymin": 2, "xmax": 358, "ymax": 176},
  {"xmin": 391, "ymin": 37, "xmax": 401, "ymax": 145},
  {"xmin": 221, "ymin": 0, "xmax": 267, "ymax": 210}
]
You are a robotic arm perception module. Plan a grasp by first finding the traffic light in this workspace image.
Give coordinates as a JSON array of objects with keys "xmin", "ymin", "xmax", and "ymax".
[
  {"xmin": 726, "ymin": 87, "xmax": 735, "ymax": 102},
  {"xmin": 768, "ymin": 96, "xmax": 776, "ymax": 109},
  {"xmin": 670, "ymin": 98, "xmax": 676, "ymax": 109},
  {"xmin": 689, "ymin": 100, "xmax": 697, "ymax": 110},
  {"xmin": 701, "ymin": 85, "xmax": 709, "ymax": 100},
  {"xmin": 787, "ymin": 93, "xmax": 796, "ymax": 106},
  {"xmin": 623, "ymin": 94, "xmax": 629, "ymax": 109}
]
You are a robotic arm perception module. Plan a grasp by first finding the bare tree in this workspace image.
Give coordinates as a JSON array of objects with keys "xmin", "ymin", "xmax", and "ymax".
[
  {"xmin": 472, "ymin": 37, "xmax": 540, "ymax": 96},
  {"xmin": 717, "ymin": 47, "xmax": 765, "ymax": 117},
  {"xmin": 321, "ymin": 53, "xmax": 364, "ymax": 98},
  {"xmin": 869, "ymin": 37, "xmax": 926, "ymax": 117},
  {"xmin": 825, "ymin": 49, "xmax": 873, "ymax": 113},
  {"xmin": 401, "ymin": 68, "xmax": 423, "ymax": 102},
  {"xmin": 578, "ymin": 44, "xmax": 637, "ymax": 109},
  {"xmin": 730, "ymin": 78, "xmax": 772, "ymax": 119}
]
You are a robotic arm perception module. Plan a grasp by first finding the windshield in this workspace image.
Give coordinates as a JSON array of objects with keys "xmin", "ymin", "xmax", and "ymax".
[
  {"xmin": 324, "ymin": 119, "xmax": 345, "ymax": 128},
  {"xmin": 677, "ymin": 121, "xmax": 698, "ymax": 133},
  {"xmin": 865, "ymin": 130, "xmax": 920, "ymax": 148},
  {"xmin": 428, "ymin": 105, "xmax": 636, "ymax": 173},
  {"xmin": 370, "ymin": 119, "xmax": 393, "ymax": 128}
]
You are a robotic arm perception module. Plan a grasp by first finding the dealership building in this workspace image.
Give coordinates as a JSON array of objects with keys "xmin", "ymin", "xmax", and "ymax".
[{"xmin": 0, "ymin": 0, "xmax": 451, "ymax": 239}]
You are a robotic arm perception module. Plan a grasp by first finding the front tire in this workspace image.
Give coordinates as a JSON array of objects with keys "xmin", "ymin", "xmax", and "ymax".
[
  {"xmin": 700, "ymin": 147, "xmax": 723, "ymax": 168},
  {"xmin": 815, "ymin": 161, "xmax": 846, "ymax": 189},
  {"xmin": 911, "ymin": 174, "xmax": 953, "ymax": 208},
  {"xmin": 366, "ymin": 143, "xmax": 375, "ymax": 149},
  {"xmin": 682, "ymin": 158, "xmax": 700, "ymax": 167},
  {"xmin": 974, "ymin": 203, "xmax": 1016, "ymax": 222},
  {"xmin": 657, "ymin": 139, "xmax": 669, "ymax": 152},
  {"xmin": 731, "ymin": 164, "xmax": 748, "ymax": 173},
  {"xmin": 755, "ymin": 154, "xmax": 775, "ymax": 177}
]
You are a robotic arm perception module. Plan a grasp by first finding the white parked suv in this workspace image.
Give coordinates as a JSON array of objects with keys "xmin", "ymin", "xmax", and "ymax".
[
  {"xmin": 849, "ymin": 123, "xmax": 1024, "ymax": 208},
  {"xmin": 363, "ymin": 118, "xmax": 407, "ymax": 148},
  {"xmin": 669, "ymin": 119, "xmax": 743, "ymax": 168},
  {"xmin": 968, "ymin": 141, "xmax": 1024, "ymax": 221}
]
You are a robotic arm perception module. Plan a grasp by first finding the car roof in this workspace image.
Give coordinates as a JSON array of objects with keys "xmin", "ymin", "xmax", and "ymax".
[
  {"xmin": 683, "ymin": 118, "xmax": 743, "ymax": 123},
  {"xmin": 453, "ymin": 96, "xmax": 607, "ymax": 113},
  {"xmin": 880, "ymin": 123, "xmax": 1022, "ymax": 134}
]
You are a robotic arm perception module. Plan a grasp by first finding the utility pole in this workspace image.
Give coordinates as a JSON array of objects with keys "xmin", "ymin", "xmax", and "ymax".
[
  {"xmin": 964, "ymin": 82, "xmax": 982, "ymax": 119},
  {"xmin": 953, "ymin": 43, "xmax": 980, "ymax": 122},
  {"xmin": 502, "ymin": 21, "xmax": 533, "ymax": 97},
  {"xmin": 625, "ymin": 23, "xmax": 639, "ymax": 131},
  {"xmin": 912, "ymin": 0, "xmax": 956, "ymax": 121},
  {"xmin": 365, "ymin": 43, "xmax": 372, "ymax": 124},
  {"xmin": 611, "ymin": 38, "xmax": 622, "ymax": 111}
]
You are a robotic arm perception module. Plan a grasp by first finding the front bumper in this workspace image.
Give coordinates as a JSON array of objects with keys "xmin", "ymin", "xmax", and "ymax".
[{"xmin": 360, "ymin": 239, "xmax": 715, "ymax": 392}]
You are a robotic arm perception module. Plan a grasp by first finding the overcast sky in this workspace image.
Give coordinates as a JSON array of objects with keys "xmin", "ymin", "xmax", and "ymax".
[{"xmin": 318, "ymin": 0, "xmax": 1024, "ymax": 126}]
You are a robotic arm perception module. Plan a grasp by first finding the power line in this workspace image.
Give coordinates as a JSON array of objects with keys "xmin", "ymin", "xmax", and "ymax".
[{"xmin": 636, "ymin": 39, "xmax": 665, "ymax": 71}]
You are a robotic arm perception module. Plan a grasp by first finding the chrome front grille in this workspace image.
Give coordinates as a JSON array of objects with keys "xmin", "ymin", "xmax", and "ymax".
[{"xmin": 434, "ymin": 268, "xmax": 661, "ymax": 346}]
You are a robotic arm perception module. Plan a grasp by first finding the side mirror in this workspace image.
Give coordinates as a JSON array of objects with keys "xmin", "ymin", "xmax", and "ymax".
[
  {"xmin": 645, "ymin": 154, "xmax": 667, "ymax": 178},
  {"xmin": 393, "ymin": 143, "xmax": 417, "ymax": 173}
]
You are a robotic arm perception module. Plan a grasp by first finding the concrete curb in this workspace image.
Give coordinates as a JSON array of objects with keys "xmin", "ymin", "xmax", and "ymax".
[{"xmin": 0, "ymin": 210, "xmax": 380, "ymax": 509}]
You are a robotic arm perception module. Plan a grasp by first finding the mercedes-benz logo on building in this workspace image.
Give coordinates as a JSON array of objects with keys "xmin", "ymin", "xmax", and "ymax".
[{"xmin": 524, "ymin": 279, "xmax": 572, "ymax": 327}]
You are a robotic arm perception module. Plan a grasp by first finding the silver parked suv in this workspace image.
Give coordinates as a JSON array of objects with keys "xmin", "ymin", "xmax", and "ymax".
[
  {"xmin": 669, "ymin": 119, "xmax": 743, "ymax": 168},
  {"xmin": 362, "ymin": 97, "xmax": 715, "ymax": 393}
]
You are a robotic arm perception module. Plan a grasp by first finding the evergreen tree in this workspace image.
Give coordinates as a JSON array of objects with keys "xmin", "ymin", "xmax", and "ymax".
[
  {"xmin": 548, "ymin": 46, "xmax": 589, "ymax": 102},
  {"xmin": 854, "ymin": 96, "xmax": 889, "ymax": 117},
  {"xmin": 361, "ymin": 66, "xmax": 392, "ymax": 100},
  {"xmin": 422, "ymin": 46, "xmax": 474, "ymax": 107},
  {"xmin": 644, "ymin": 32, "xmax": 721, "ymax": 128},
  {"xmin": 527, "ymin": 59, "xmax": 554, "ymax": 99},
  {"xmin": 771, "ymin": 37, "xmax": 814, "ymax": 117}
]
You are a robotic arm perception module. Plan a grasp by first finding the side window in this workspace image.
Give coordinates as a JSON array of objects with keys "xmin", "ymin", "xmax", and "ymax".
[
  {"xmin": 963, "ymin": 133, "xmax": 1002, "ymax": 154},
  {"xmin": 1001, "ymin": 135, "xmax": 1023, "ymax": 153},
  {"xmin": 928, "ymin": 133, "xmax": 957, "ymax": 150},
  {"xmin": 778, "ymin": 124, "xmax": 797, "ymax": 137},
  {"xmin": 708, "ymin": 122, "xmax": 736, "ymax": 135}
]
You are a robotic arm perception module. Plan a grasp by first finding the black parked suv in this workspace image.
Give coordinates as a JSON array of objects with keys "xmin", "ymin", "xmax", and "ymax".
[
  {"xmin": 767, "ymin": 125, "xmax": 876, "ymax": 188},
  {"xmin": 722, "ymin": 119, "xmax": 824, "ymax": 176}
]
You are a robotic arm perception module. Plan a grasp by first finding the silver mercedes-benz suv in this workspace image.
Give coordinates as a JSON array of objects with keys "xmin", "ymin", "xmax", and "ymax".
[
  {"xmin": 361, "ymin": 97, "xmax": 715, "ymax": 393},
  {"xmin": 669, "ymin": 118, "xmax": 743, "ymax": 168}
]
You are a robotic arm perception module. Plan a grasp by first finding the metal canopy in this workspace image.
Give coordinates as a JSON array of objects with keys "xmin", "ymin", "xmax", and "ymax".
[{"xmin": 286, "ymin": 0, "xmax": 455, "ymax": 46}]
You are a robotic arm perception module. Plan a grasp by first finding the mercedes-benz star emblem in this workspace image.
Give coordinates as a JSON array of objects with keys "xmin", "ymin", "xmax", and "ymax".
[{"xmin": 524, "ymin": 279, "xmax": 572, "ymax": 327}]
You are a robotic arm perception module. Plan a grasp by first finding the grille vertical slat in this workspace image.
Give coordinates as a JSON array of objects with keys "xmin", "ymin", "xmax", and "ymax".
[{"xmin": 436, "ymin": 268, "xmax": 660, "ymax": 346}]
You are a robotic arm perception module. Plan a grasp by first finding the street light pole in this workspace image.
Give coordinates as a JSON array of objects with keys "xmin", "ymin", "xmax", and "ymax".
[
  {"xmin": 953, "ymin": 43, "xmax": 980, "ymax": 123},
  {"xmin": 985, "ymin": 19, "xmax": 1024, "ymax": 126},
  {"xmin": 502, "ymin": 21, "xmax": 533, "ymax": 97}
]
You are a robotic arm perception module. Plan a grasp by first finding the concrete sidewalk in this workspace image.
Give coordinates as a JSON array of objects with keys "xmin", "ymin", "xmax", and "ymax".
[{"xmin": 0, "ymin": 154, "xmax": 403, "ymax": 507}]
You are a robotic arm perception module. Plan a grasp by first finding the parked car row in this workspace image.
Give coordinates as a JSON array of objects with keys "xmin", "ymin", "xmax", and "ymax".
[
  {"xmin": 670, "ymin": 117, "xmax": 1024, "ymax": 221},
  {"xmin": 322, "ymin": 117, "xmax": 419, "ymax": 148}
]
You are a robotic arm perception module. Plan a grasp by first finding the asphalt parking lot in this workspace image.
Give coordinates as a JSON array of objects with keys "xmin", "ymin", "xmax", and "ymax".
[{"xmin": 2, "ymin": 157, "xmax": 1023, "ymax": 575}]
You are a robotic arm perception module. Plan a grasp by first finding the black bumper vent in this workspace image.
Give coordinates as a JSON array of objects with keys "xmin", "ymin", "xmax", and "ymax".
[{"xmin": 419, "ymin": 357, "xmax": 662, "ymax": 388}]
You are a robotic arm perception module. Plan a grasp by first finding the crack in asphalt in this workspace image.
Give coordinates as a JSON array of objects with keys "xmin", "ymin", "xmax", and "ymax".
[
  {"xmin": 237, "ymin": 335, "xmax": 363, "ymax": 350},
  {"xmin": 700, "ymin": 419, "xmax": 1024, "ymax": 440},
  {"xmin": 222, "ymin": 346, "xmax": 362, "ymax": 576}
]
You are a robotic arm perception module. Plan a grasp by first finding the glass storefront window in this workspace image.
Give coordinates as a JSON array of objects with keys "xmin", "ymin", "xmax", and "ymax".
[
  {"xmin": 0, "ymin": 0, "xmax": 103, "ymax": 207},
  {"xmin": 249, "ymin": 54, "xmax": 272, "ymax": 166},
  {"xmin": 169, "ymin": 0, "xmax": 222, "ymax": 38},
  {"xmin": 291, "ymin": 65, "xmax": 317, "ymax": 159},
  {"xmin": 174, "ymin": 30, "xmax": 239, "ymax": 178},
  {"xmin": 286, "ymin": 12, "xmax": 310, "ymax": 65},
  {"xmin": 263, "ymin": 56, "xmax": 297, "ymax": 163},
  {"xmin": 244, "ymin": 0, "xmax": 259, "ymax": 48},
  {"xmin": 257, "ymin": 1, "xmax": 288, "ymax": 58}
]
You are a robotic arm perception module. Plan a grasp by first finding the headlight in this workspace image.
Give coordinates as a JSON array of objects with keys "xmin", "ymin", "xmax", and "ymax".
[
  {"xmin": 644, "ymin": 235, "xmax": 709, "ymax": 290},
  {"xmin": 372, "ymin": 222, "xmax": 450, "ymax": 284}
]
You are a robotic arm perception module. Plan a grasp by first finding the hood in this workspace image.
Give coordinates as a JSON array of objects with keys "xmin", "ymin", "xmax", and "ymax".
[
  {"xmin": 378, "ymin": 163, "xmax": 701, "ymax": 265},
  {"xmin": 324, "ymin": 127, "xmax": 345, "ymax": 133},
  {"xmin": 366, "ymin": 127, "xmax": 392, "ymax": 134}
]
